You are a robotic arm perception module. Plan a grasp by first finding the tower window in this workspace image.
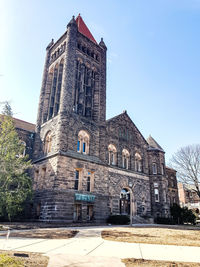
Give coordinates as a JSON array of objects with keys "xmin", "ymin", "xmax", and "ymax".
[
  {"xmin": 77, "ymin": 42, "xmax": 81, "ymax": 49},
  {"xmin": 77, "ymin": 140, "xmax": 80, "ymax": 152},
  {"xmin": 87, "ymin": 176, "xmax": 91, "ymax": 192},
  {"xmin": 152, "ymin": 163, "xmax": 157, "ymax": 174},
  {"xmin": 74, "ymin": 60, "xmax": 97, "ymax": 118},
  {"xmin": 74, "ymin": 170, "xmax": 80, "ymax": 190},
  {"xmin": 48, "ymin": 65, "xmax": 58, "ymax": 120},
  {"xmin": 53, "ymin": 59, "xmax": 64, "ymax": 116},
  {"xmin": 87, "ymin": 48, "xmax": 90, "ymax": 56},
  {"xmin": 77, "ymin": 130, "xmax": 90, "ymax": 154},
  {"xmin": 154, "ymin": 188, "xmax": 159, "ymax": 202},
  {"xmin": 83, "ymin": 142, "xmax": 86, "ymax": 153}
]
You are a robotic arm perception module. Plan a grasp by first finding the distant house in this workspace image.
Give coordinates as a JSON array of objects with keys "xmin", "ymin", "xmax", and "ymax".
[{"xmin": 178, "ymin": 183, "xmax": 200, "ymax": 211}]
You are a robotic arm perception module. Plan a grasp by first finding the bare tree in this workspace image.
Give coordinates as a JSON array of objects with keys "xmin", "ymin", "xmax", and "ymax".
[{"xmin": 171, "ymin": 144, "xmax": 200, "ymax": 198}]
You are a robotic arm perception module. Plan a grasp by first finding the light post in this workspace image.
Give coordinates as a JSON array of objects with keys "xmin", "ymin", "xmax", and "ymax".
[{"xmin": 128, "ymin": 181, "xmax": 133, "ymax": 226}]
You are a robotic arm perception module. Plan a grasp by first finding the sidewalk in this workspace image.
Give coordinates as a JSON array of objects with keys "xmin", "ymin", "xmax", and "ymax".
[{"xmin": 1, "ymin": 226, "xmax": 200, "ymax": 266}]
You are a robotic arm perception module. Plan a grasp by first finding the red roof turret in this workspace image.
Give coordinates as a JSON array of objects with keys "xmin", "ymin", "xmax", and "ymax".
[{"xmin": 76, "ymin": 14, "xmax": 97, "ymax": 44}]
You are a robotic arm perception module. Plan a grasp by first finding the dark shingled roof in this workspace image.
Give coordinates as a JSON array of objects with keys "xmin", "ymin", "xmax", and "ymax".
[{"xmin": 147, "ymin": 135, "xmax": 165, "ymax": 152}]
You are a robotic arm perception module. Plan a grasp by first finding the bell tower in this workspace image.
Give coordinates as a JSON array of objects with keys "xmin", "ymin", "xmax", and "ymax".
[{"xmin": 36, "ymin": 14, "xmax": 107, "ymax": 131}]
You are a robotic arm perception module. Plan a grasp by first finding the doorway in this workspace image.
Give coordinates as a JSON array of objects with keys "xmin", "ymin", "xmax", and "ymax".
[{"xmin": 120, "ymin": 188, "xmax": 130, "ymax": 215}]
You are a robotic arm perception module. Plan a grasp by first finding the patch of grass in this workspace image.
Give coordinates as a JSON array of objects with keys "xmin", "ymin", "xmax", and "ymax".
[
  {"xmin": 0, "ymin": 253, "xmax": 24, "ymax": 267},
  {"xmin": 122, "ymin": 258, "xmax": 200, "ymax": 267},
  {"xmin": 102, "ymin": 225, "xmax": 200, "ymax": 246},
  {"xmin": 0, "ymin": 229, "xmax": 78, "ymax": 239},
  {"xmin": 0, "ymin": 251, "xmax": 48, "ymax": 267}
]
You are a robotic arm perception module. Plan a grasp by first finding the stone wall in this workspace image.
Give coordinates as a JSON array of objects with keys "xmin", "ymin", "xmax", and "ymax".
[
  {"xmin": 33, "ymin": 154, "xmax": 152, "ymax": 222},
  {"xmin": 148, "ymin": 149, "xmax": 170, "ymax": 217}
]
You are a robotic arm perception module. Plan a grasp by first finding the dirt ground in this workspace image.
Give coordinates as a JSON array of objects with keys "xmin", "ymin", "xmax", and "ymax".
[
  {"xmin": 122, "ymin": 258, "xmax": 200, "ymax": 267},
  {"xmin": 0, "ymin": 221, "xmax": 102, "ymax": 230},
  {"xmin": 0, "ymin": 250, "xmax": 48, "ymax": 267},
  {"xmin": 0, "ymin": 228, "xmax": 78, "ymax": 239},
  {"xmin": 102, "ymin": 225, "xmax": 200, "ymax": 247}
]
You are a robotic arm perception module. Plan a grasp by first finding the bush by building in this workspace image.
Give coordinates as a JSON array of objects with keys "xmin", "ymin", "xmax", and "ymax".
[{"xmin": 106, "ymin": 215, "xmax": 130, "ymax": 225}]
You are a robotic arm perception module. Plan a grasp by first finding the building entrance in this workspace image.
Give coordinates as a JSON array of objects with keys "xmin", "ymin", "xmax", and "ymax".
[{"xmin": 120, "ymin": 188, "xmax": 130, "ymax": 215}]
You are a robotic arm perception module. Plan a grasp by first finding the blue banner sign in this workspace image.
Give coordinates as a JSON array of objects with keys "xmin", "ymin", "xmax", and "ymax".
[{"xmin": 75, "ymin": 193, "xmax": 95, "ymax": 202}]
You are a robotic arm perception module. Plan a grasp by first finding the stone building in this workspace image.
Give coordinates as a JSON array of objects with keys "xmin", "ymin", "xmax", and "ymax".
[
  {"xmin": 13, "ymin": 118, "xmax": 35, "ymax": 159},
  {"xmin": 0, "ymin": 115, "xmax": 35, "ymax": 159},
  {"xmin": 166, "ymin": 167, "xmax": 179, "ymax": 206},
  {"xmin": 4, "ymin": 14, "xmax": 179, "ymax": 223}
]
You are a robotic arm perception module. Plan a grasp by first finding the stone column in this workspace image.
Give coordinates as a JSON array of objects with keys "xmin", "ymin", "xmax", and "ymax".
[
  {"xmin": 99, "ymin": 38, "xmax": 107, "ymax": 122},
  {"xmin": 36, "ymin": 39, "xmax": 54, "ymax": 132},
  {"xmin": 59, "ymin": 16, "xmax": 78, "ymax": 114}
]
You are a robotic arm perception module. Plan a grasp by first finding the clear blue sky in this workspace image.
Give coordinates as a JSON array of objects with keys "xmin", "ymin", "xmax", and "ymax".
[{"xmin": 0, "ymin": 0, "xmax": 200, "ymax": 163}]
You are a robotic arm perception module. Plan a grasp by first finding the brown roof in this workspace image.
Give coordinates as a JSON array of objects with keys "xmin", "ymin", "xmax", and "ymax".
[
  {"xmin": 166, "ymin": 166, "xmax": 177, "ymax": 173},
  {"xmin": 13, "ymin": 117, "xmax": 35, "ymax": 132},
  {"xmin": 0, "ymin": 114, "xmax": 35, "ymax": 132}
]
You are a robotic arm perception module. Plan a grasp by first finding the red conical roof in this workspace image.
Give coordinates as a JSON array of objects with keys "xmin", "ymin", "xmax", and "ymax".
[{"xmin": 76, "ymin": 14, "xmax": 97, "ymax": 44}]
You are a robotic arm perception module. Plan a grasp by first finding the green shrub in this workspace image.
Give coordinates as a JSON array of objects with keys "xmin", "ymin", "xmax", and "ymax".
[
  {"xmin": 106, "ymin": 215, "xmax": 130, "ymax": 225},
  {"xmin": 182, "ymin": 207, "xmax": 196, "ymax": 225},
  {"xmin": 170, "ymin": 204, "xmax": 196, "ymax": 225},
  {"xmin": 0, "ymin": 254, "xmax": 24, "ymax": 267}
]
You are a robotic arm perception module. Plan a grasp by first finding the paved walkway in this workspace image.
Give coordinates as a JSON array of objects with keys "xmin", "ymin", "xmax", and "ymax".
[{"xmin": 1, "ymin": 226, "xmax": 200, "ymax": 266}]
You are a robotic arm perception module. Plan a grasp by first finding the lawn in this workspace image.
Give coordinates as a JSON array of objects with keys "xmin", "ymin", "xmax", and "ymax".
[
  {"xmin": 0, "ymin": 251, "xmax": 48, "ymax": 267},
  {"xmin": 122, "ymin": 258, "xmax": 200, "ymax": 267},
  {"xmin": 102, "ymin": 224, "xmax": 200, "ymax": 247}
]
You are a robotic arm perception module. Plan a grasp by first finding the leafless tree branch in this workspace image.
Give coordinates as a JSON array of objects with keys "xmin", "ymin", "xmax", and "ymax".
[{"xmin": 170, "ymin": 144, "xmax": 200, "ymax": 198}]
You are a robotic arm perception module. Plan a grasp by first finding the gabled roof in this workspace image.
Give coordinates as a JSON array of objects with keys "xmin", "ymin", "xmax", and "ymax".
[
  {"xmin": 146, "ymin": 135, "xmax": 165, "ymax": 152},
  {"xmin": 106, "ymin": 110, "xmax": 149, "ymax": 146},
  {"xmin": 76, "ymin": 14, "xmax": 97, "ymax": 44}
]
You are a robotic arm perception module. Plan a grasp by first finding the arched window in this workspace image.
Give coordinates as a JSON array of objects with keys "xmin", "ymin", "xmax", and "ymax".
[
  {"xmin": 74, "ymin": 60, "xmax": 97, "ymax": 118},
  {"xmin": 108, "ymin": 144, "xmax": 117, "ymax": 166},
  {"xmin": 77, "ymin": 130, "xmax": 90, "ymax": 154},
  {"xmin": 135, "ymin": 152, "xmax": 142, "ymax": 172},
  {"xmin": 48, "ymin": 64, "xmax": 58, "ymax": 119},
  {"xmin": 44, "ymin": 131, "xmax": 52, "ymax": 154},
  {"xmin": 152, "ymin": 163, "xmax": 157, "ymax": 174},
  {"xmin": 43, "ymin": 68, "xmax": 54, "ymax": 123},
  {"xmin": 154, "ymin": 188, "xmax": 159, "ymax": 202},
  {"xmin": 122, "ymin": 149, "xmax": 130, "ymax": 169},
  {"xmin": 53, "ymin": 59, "xmax": 64, "ymax": 116}
]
